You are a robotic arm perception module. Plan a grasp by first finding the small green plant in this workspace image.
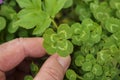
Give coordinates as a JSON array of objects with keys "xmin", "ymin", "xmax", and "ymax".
[
  {"xmin": 0, "ymin": 0, "xmax": 120, "ymax": 80},
  {"xmin": 24, "ymin": 75, "xmax": 33, "ymax": 80}
]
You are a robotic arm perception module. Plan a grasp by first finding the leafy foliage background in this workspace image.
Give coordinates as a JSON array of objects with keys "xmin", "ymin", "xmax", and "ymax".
[{"xmin": 0, "ymin": 0, "xmax": 120, "ymax": 80}]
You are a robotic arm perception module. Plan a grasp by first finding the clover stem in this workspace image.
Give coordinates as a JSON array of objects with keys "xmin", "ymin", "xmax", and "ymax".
[
  {"xmin": 51, "ymin": 19, "xmax": 58, "ymax": 29},
  {"xmin": 77, "ymin": 74, "xmax": 83, "ymax": 80}
]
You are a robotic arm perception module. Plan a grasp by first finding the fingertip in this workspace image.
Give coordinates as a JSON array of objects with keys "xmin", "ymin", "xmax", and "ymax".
[
  {"xmin": 57, "ymin": 54, "xmax": 71, "ymax": 72},
  {"xmin": 34, "ymin": 54, "xmax": 71, "ymax": 80}
]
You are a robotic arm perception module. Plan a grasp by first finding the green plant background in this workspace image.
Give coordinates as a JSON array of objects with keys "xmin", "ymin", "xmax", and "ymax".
[{"xmin": 0, "ymin": 0, "xmax": 120, "ymax": 80}]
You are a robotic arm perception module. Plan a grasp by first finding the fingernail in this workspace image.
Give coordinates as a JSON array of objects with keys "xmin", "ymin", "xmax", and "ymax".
[{"xmin": 57, "ymin": 55, "xmax": 71, "ymax": 71}]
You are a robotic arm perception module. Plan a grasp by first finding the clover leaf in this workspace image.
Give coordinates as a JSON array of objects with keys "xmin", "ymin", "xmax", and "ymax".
[
  {"xmin": 110, "ymin": 68, "xmax": 119, "ymax": 78},
  {"xmin": 30, "ymin": 62, "xmax": 39, "ymax": 76},
  {"xmin": 43, "ymin": 24, "xmax": 73, "ymax": 57},
  {"xmin": 0, "ymin": 16, "xmax": 6, "ymax": 31},
  {"xmin": 83, "ymin": 72, "xmax": 94, "ymax": 80},
  {"xmin": 71, "ymin": 23, "xmax": 83, "ymax": 45},
  {"xmin": 91, "ymin": 2, "xmax": 111, "ymax": 23},
  {"xmin": 66, "ymin": 69, "xmax": 77, "ymax": 80},
  {"xmin": 105, "ymin": 17, "xmax": 120, "ymax": 33},
  {"xmin": 75, "ymin": 55, "xmax": 85, "ymax": 67},
  {"xmin": 116, "ymin": 10, "xmax": 120, "ymax": 18},
  {"xmin": 92, "ymin": 64, "xmax": 103, "ymax": 76},
  {"xmin": 97, "ymin": 50, "xmax": 112, "ymax": 65},
  {"xmin": 109, "ymin": 0, "xmax": 120, "ymax": 10},
  {"xmin": 71, "ymin": 23, "xmax": 89, "ymax": 46},
  {"xmin": 8, "ymin": 21, "xmax": 19, "ymax": 33},
  {"xmin": 0, "ymin": 5, "xmax": 17, "ymax": 20},
  {"xmin": 86, "ymin": 54, "xmax": 96, "ymax": 64},
  {"xmin": 82, "ymin": 18, "xmax": 102, "ymax": 45},
  {"xmin": 24, "ymin": 75, "xmax": 33, "ymax": 80},
  {"xmin": 75, "ymin": 2, "xmax": 91, "ymax": 20},
  {"xmin": 82, "ymin": 61, "xmax": 92, "ymax": 71},
  {"xmin": 43, "ymin": 29, "xmax": 57, "ymax": 54},
  {"xmin": 111, "ymin": 31, "xmax": 120, "ymax": 48}
]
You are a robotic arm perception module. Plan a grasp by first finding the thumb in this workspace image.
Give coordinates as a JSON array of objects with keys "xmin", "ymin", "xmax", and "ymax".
[{"xmin": 34, "ymin": 54, "xmax": 71, "ymax": 80}]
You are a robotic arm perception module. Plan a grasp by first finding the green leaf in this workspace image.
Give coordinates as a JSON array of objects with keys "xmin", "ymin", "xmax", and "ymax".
[
  {"xmin": 92, "ymin": 64, "xmax": 103, "ymax": 76},
  {"xmin": 57, "ymin": 24, "xmax": 72, "ymax": 39},
  {"xmin": 43, "ymin": 24, "xmax": 73, "ymax": 57},
  {"xmin": 16, "ymin": 10, "xmax": 45, "ymax": 28},
  {"xmin": 97, "ymin": 50, "xmax": 112, "ymax": 65},
  {"xmin": 110, "ymin": 68, "xmax": 119, "ymax": 78},
  {"xmin": 82, "ymin": 18, "xmax": 94, "ymax": 29},
  {"xmin": 8, "ymin": 21, "xmax": 19, "ymax": 33},
  {"xmin": 43, "ymin": 41, "xmax": 57, "ymax": 54},
  {"xmin": 91, "ymin": 2, "xmax": 111, "ymax": 23},
  {"xmin": 53, "ymin": 0, "xmax": 67, "ymax": 15},
  {"xmin": 33, "ymin": 16, "xmax": 51, "ymax": 35},
  {"xmin": 86, "ymin": 54, "xmax": 96, "ymax": 64},
  {"xmin": 75, "ymin": 3, "xmax": 91, "ymax": 20},
  {"xmin": 24, "ymin": 75, "xmax": 33, "ymax": 80},
  {"xmin": 101, "ymin": 76, "xmax": 112, "ymax": 80},
  {"xmin": 63, "ymin": 0, "xmax": 73, "ymax": 8},
  {"xmin": 103, "ymin": 65, "xmax": 110, "ymax": 76},
  {"xmin": 0, "ymin": 5, "xmax": 17, "ymax": 20},
  {"xmin": 75, "ymin": 55, "xmax": 85, "ymax": 67},
  {"xmin": 44, "ymin": 0, "xmax": 56, "ymax": 16},
  {"xmin": 82, "ymin": 19, "xmax": 102, "ymax": 44},
  {"xmin": 66, "ymin": 69, "xmax": 77, "ymax": 80},
  {"xmin": 90, "ymin": 2, "xmax": 99, "ymax": 13},
  {"xmin": 83, "ymin": 72, "xmax": 94, "ymax": 80},
  {"xmin": 71, "ymin": 23, "xmax": 82, "ymax": 45},
  {"xmin": 111, "ymin": 31, "xmax": 120, "ymax": 45},
  {"xmin": 90, "ymin": 23, "xmax": 102, "ymax": 43},
  {"xmin": 15, "ymin": 0, "xmax": 51, "ymax": 35},
  {"xmin": 9, "ymin": 0, "xmax": 17, "ymax": 7},
  {"xmin": 43, "ymin": 28, "xmax": 56, "ymax": 43},
  {"xmin": 105, "ymin": 17, "xmax": 120, "ymax": 33},
  {"xmin": 16, "ymin": 0, "xmax": 41, "ymax": 9},
  {"xmin": 43, "ymin": 29, "xmax": 57, "ymax": 54},
  {"xmin": 0, "ymin": 17, "xmax": 6, "ymax": 31},
  {"xmin": 44, "ymin": 0, "xmax": 67, "ymax": 18},
  {"xmin": 116, "ymin": 10, "xmax": 120, "ymax": 18},
  {"xmin": 109, "ymin": 0, "xmax": 120, "ymax": 10},
  {"xmin": 82, "ymin": 61, "xmax": 92, "ymax": 71},
  {"xmin": 83, "ymin": 0, "xmax": 93, "ymax": 3},
  {"xmin": 57, "ymin": 40, "xmax": 73, "ymax": 57},
  {"xmin": 15, "ymin": 10, "xmax": 51, "ymax": 35},
  {"xmin": 30, "ymin": 62, "xmax": 39, "ymax": 75}
]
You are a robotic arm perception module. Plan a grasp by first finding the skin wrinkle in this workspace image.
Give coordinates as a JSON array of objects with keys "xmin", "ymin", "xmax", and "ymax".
[
  {"xmin": 17, "ymin": 38, "xmax": 28, "ymax": 57},
  {"xmin": 42, "ymin": 60, "xmax": 64, "ymax": 80},
  {"xmin": 19, "ymin": 38, "xmax": 46, "ymax": 57}
]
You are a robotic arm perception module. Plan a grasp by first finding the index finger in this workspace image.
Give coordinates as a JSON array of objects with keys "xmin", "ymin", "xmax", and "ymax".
[{"xmin": 0, "ymin": 38, "xmax": 46, "ymax": 72}]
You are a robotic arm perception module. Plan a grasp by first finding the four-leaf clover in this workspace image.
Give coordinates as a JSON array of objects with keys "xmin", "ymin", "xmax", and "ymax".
[{"xmin": 43, "ymin": 24, "xmax": 73, "ymax": 57}]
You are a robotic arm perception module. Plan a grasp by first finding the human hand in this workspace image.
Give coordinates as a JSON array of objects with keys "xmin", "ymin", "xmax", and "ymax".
[{"xmin": 0, "ymin": 38, "xmax": 71, "ymax": 80}]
